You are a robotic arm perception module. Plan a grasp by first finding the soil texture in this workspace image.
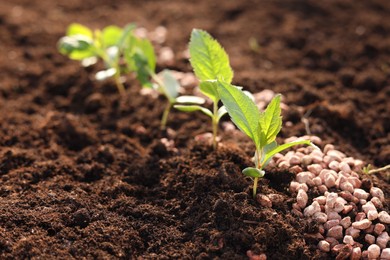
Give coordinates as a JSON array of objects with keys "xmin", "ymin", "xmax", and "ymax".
[{"xmin": 0, "ymin": 0, "xmax": 389, "ymax": 259}]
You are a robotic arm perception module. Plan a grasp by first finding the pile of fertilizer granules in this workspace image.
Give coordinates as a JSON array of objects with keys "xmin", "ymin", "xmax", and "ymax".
[{"xmin": 269, "ymin": 136, "xmax": 389, "ymax": 259}]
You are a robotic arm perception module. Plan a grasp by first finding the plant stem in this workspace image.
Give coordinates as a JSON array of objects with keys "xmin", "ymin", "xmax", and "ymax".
[
  {"xmin": 212, "ymin": 101, "xmax": 218, "ymax": 150},
  {"xmin": 253, "ymin": 149, "xmax": 262, "ymax": 198},
  {"xmin": 161, "ymin": 102, "xmax": 172, "ymax": 130},
  {"xmin": 114, "ymin": 72, "xmax": 126, "ymax": 95},
  {"xmin": 98, "ymin": 49, "xmax": 126, "ymax": 95},
  {"xmin": 149, "ymin": 70, "xmax": 176, "ymax": 130},
  {"xmin": 367, "ymin": 164, "xmax": 390, "ymax": 175}
]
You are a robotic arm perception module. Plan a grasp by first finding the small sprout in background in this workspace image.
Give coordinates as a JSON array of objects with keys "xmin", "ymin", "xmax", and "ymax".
[
  {"xmin": 58, "ymin": 23, "xmax": 136, "ymax": 94},
  {"xmin": 217, "ymin": 82, "xmax": 314, "ymax": 198},
  {"xmin": 249, "ymin": 37, "xmax": 261, "ymax": 54},
  {"xmin": 175, "ymin": 29, "xmax": 233, "ymax": 150},
  {"xmin": 153, "ymin": 70, "xmax": 205, "ymax": 130},
  {"xmin": 124, "ymin": 36, "xmax": 204, "ymax": 129},
  {"xmin": 124, "ymin": 34, "xmax": 157, "ymax": 89},
  {"xmin": 362, "ymin": 164, "xmax": 390, "ymax": 175}
]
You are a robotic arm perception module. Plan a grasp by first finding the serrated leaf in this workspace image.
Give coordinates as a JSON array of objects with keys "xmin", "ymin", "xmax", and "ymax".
[
  {"xmin": 259, "ymin": 95, "xmax": 282, "ymax": 145},
  {"xmin": 176, "ymin": 95, "xmax": 205, "ymax": 104},
  {"xmin": 242, "ymin": 167, "xmax": 265, "ymax": 178},
  {"xmin": 160, "ymin": 69, "xmax": 179, "ymax": 101},
  {"xmin": 101, "ymin": 25, "xmax": 123, "ymax": 48},
  {"xmin": 67, "ymin": 23, "xmax": 93, "ymax": 38},
  {"xmin": 174, "ymin": 105, "xmax": 213, "ymax": 118},
  {"xmin": 262, "ymin": 140, "xmax": 312, "ymax": 167},
  {"xmin": 189, "ymin": 29, "xmax": 233, "ymax": 83},
  {"xmin": 217, "ymin": 81, "xmax": 260, "ymax": 147},
  {"xmin": 199, "ymin": 80, "xmax": 219, "ymax": 102}
]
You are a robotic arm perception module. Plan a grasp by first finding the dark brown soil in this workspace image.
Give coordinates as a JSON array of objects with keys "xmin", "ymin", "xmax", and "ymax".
[{"xmin": 0, "ymin": 0, "xmax": 389, "ymax": 259}]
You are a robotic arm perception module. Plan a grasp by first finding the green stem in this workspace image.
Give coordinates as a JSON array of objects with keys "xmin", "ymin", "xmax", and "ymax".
[
  {"xmin": 161, "ymin": 102, "xmax": 172, "ymax": 130},
  {"xmin": 253, "ymin": 149, "xmax": 262, "ymax": 198},
  {"xmin": 149, "ymin": 70, "xmax": 166, "ymax": 93},
  {"xmin": 114, "ymin": 72, "xmax": 126, "ymax": 95},
  {"xmin": 148, "ymin": 70, "xmax": 176, "ymax": 130},
  {"xmin": 98, "ymin": 49, "xmax": 125, "ymax": 95},
  {"xmin": 212, "ymin": 101, "xmax": 218, "ymax": 150},
  {"xmin": 253, "ymin": 177, "xmax": 258, "ymax": 198}
]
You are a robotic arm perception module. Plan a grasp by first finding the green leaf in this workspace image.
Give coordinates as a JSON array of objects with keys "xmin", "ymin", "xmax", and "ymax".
[
  {"xmin": 124, "ymin": 34, "xmax": 137, "ymax": 71},
  {"xmin": 264, "ymin": 141, "xmax": 277, "ymax": 155},
  {"xmin": 160, "ymin": 70, "xmax": 179, "ymax": 101},
  {"xmin": 67, "ymin": 23, "xmax": 93, "ymax": 38},
  {"xmin": 242, "ymin": 167, "xmax": 265, "ymax": 178},
  {"xmin": 133, "ymin": 53, "xmax": 153, "ymax": 88},
  {"xmin": 189, "ymin": 29, "xmax": 233, "ymax": 83},
  {"xmin": 262, "ymin": 140, "xmax": 312, "ymax": 167},
  {"xmin": 176, "ymin": 96, "xmax": 205, "ymax": 104},
  {"xmin": 261, "ymin": 141, "xmax": 277, "ymax": 167},
  {"xmin": 129, "ymin": 38, "xmax": 156, "ymax": 87},
  {"xmin": 259, "ymin": 95, "xmax": 282, "ymax": 145},
  {"xmin": 174, "ymin": 105, "xmax": 213, "ymax": 118},
  {"xmin": 101, "ymin": 25, "xmax": 123, "ymax": 48},
  {"xmin": 217, "ymin": 81, "xmax": 260, "ymax": 147},
  {"xmin": 217, "ymin": 106, "xmax": 228, "ymax": 121},
  {"xmin": 58, "ymin": 35, "xmax": 96, "ymax": 60},
  {"xmin": 243, "ymin": 90, "xmax": 255, "ymax": 101},
  {"xmin": 117, "ymin": 23, "xmax": 136, "ymax": 50},
  {"xmin": 136, "ymin": 38, "xmax": 156, "ymax": 72},
  {"xmin": 199, "ymin": 80, "xmax": 219, "ymax": 102}
]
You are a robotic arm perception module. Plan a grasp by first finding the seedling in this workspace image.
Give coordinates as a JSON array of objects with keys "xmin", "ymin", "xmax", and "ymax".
[
  {"xmin": 151, "ymin": 70, "xmax": 205, "ymax": 130},
  {"xmin": 217, "ymin": 82, "xmax": 314, "ymax": 198},
  {"xmin": 123, "ymin": 35, "xmax": 205, "ymax": 129},
  {"xmin": 174, "ymin": 29, "xmax": 233, "ymax": 149},
  {"xmin": 362, "ymin": 164, "xmax": 390, "ymax": 175},
  {"xmin": 58, "ymin": 23, "xmax": 135, "ymax": 94}
]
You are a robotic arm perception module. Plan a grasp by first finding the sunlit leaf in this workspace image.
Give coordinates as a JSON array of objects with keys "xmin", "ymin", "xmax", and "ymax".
[
  {"xmin": 242, "ymin": 167, "xmax": 265, "ymax": 178},
  {"xmin": 189, "ymin": 29, "xmax": 233, "ymax": 83}
]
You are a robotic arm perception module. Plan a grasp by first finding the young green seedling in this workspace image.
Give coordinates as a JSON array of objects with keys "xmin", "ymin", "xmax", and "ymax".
[
  {"xmin": 174, "ymin": 29, "xmax": 233, "ymax": 149},
  {"xmin": 217, "ymin": 82, "xmax": 314, "ymax": 198},
  {"xmin": 123, "ymin": 36, "xmax": 204, "ymax": 129},
  {"xmin": 153, "ymin": 70, "xmax": 205, "ymax": 130},
  {"xmin": 58, "ymin": 23, "xmax": 135, "ymax": 94}
]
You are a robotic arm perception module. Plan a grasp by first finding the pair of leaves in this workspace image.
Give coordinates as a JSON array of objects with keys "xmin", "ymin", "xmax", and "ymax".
[
  {"xmin": 217, "ymin": 81, "xmax": 312, "ymax": 170},
  {"xmin": 217, "ymin": 81, "xmax": 283, "ymax": 149}
]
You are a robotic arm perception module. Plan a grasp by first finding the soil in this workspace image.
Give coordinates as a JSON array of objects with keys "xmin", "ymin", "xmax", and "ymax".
[{"xmin": 0, "ymin": 0, "xmax": 389, "ymax": 259}]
